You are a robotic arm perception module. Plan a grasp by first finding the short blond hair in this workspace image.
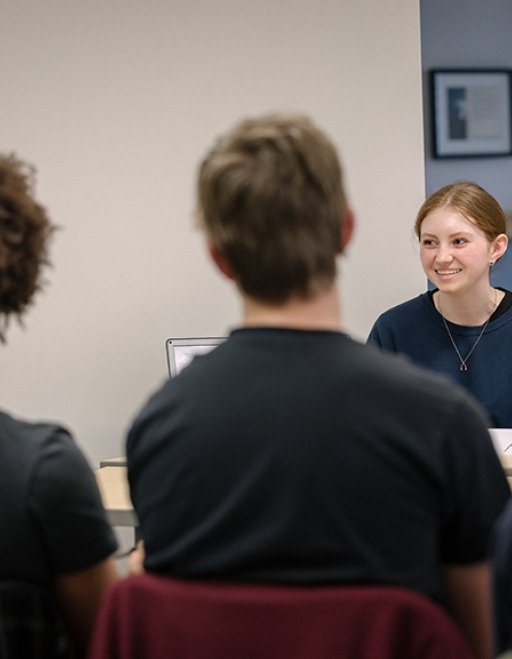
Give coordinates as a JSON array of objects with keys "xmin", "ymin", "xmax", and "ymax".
[{"xmin": 196, "ymin": 113, "xmax": 347, "ymax": 302}]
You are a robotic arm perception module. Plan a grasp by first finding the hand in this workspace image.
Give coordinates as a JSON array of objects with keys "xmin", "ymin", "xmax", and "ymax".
[{"xmin": 128, "ymin": 540, "xmax": 145, "ymax": 575}]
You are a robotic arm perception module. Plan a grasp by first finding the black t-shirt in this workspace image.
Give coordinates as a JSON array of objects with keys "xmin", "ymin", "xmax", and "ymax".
[
  {"xmin": 127, "ymin": 327, "xmax": 509, "ymax": 601},
  {"xmin": 0, "ymin": 410, "xmax": 117, "ymax": 586}
]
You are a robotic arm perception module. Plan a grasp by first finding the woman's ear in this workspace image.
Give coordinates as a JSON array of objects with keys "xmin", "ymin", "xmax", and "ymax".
[
  {"xmin": 207, "ymin": 242, "xmax": 235, "ymax": 280},
  {"xmin": 491, "ymin": 233, "xmax": 509, "ymax": 264}
]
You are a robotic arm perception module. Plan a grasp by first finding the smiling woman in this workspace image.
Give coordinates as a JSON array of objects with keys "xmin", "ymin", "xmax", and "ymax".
[{"xmin": 367, "ymin": 181, "xmax": 512, "ymax": 428}]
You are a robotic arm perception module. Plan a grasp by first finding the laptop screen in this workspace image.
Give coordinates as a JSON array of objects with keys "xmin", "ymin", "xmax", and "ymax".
[
  {"xmin": 488, "ymin": 428, "xmax": 512, "ymax": 455},
  {"xmin": 165, "ymin": 337, "xmax": 225, "ymax": 377}
]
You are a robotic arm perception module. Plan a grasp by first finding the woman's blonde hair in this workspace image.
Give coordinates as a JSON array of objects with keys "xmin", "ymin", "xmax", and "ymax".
[{"xmin": 415, "ymin": 181, "xmax": 506, "ymax": 241}]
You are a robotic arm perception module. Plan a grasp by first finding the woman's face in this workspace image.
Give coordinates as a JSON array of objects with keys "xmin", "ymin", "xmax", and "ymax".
[{"xmin": 419, "ymin": 206, "xmax": 504, "ymax": 295}]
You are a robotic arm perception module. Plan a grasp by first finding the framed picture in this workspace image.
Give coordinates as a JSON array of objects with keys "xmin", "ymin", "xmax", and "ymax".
[{"xmin": 430, "ymin": 68, "xmax": 512, "ymax": 158}]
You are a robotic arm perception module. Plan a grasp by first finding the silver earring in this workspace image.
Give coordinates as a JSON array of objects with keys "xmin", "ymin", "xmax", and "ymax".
[{"xmin": 490, "ymin": 260, "xmax": 496, "ymax": 267}]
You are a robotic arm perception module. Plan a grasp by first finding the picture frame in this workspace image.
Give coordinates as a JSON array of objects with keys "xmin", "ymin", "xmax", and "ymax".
[{"xmin": 430, "ymin": 68, "xmax": 512, "ymax": 158}]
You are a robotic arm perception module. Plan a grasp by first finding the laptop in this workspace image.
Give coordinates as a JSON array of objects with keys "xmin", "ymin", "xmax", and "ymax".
[
  {"xmin": 488, "ymin": 428, "xmax": 512, "ymax": 455},
  {"xmin": 488, "ymin": 428, "xmax": 512, "ymax": 476},
  {"xmin": 165, "ymin": 337, "xmax": 225, "ymax": 377},
  {"xmin": 98, "ymin": 338, "xmax": 225, "ymax": 470}
]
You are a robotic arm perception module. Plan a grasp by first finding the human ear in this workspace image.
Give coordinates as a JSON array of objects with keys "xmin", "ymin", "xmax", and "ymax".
[
  {"xmin": 490, "ymin": 233, "xmax": 508, "ymax": 264},
  {"xmin": 339, "ymin": 207, "xmax": 355, "ymax": 253},
  {"xmin": 207, "ymin": 242, "xmax": 235, "ymax": 280}
]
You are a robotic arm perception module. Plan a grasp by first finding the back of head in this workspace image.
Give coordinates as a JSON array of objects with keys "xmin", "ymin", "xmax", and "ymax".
[
  {"xmin": 0, "ymin": 154, "xmax": 54, "ymax": 341},
  {"xmin": 196, "ymin": 113, "xmax": 347, "ymax": 302},
  {"xmin": 415, "ymin": 180, "xmax": 507, "ymax": 241}
]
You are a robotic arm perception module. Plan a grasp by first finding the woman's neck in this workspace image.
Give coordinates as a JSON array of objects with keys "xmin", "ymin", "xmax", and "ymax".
[{"xmin": 434, "ymin": 286, "xmax": 503, "ymax": 326}]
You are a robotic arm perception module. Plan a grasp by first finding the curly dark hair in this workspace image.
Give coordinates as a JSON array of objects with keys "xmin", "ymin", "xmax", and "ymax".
[{"xmin": 0, "ymin": 154, "xmax": 55, "ymax": 341}]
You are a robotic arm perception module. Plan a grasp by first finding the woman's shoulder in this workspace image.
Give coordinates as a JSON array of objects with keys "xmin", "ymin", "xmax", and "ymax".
[
  {"xmin": 373, "ymin": 292, "xmax": 432, "ymax": 324},
  {"xmin": 368, "ymin": 293, "xmax": 434, "ymax": 345}
]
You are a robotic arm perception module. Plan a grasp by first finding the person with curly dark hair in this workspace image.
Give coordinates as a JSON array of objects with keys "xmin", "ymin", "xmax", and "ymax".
[
  {"xmin": 0, "ymin": 154, "xmax": 58, "ymax": 342},
  {"xmin": 0, "ymin": 154, "xmax": 119, "ymax": 657}
]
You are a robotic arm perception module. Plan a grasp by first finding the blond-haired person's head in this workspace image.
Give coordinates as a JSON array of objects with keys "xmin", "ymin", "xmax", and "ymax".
[{"xmin": 197, "ymin": 113, "xmax": 349, "ymax": 303}]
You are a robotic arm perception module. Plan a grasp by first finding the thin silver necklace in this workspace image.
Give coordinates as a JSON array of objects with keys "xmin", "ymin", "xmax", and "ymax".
[{"xmin": 437, "ymin": 289, "xmax": 498, "ymax": 372}]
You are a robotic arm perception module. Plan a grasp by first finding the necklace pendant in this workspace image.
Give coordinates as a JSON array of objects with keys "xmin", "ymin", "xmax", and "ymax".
[{"xmin": 439, "ymin": 292, "xmax": 497, "ymax": 375}]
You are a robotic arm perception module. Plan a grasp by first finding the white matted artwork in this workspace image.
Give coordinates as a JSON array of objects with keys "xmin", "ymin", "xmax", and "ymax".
[{"xmin": 430, "ymin": 69, "xmax": 512, "ymax": 158}]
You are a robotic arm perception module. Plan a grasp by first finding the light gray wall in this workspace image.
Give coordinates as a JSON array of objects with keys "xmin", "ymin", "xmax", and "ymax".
[{"xmin": 0, "ymin": 0, "xmax": 425, "ymax": 465}]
